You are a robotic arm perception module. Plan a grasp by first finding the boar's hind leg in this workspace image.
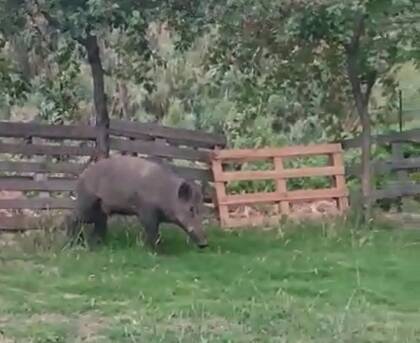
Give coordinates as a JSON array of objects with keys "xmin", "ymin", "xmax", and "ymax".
[
  {"xmin": 63, "ymin": 212, "xmax": 83, "ymax": 246},
  {"xmin": 89, "ymin": 209, "xmax": 108, "ymax": 247}
]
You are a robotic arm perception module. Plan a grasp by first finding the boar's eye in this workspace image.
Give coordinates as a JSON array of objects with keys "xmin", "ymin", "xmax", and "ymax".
[{"xmin": 190, "ymin": 206, "xmax": 195, "ymax": 216}]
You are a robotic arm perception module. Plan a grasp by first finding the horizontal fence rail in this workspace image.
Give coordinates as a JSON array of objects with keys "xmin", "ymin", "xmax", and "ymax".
[
  {"xmin": 110, "ymin": 119, "xmax": 226, "ymax": 149},
  {"xmin": 341, "ymin": 131, "xmax": 420, "ymax": 202},
  {"xmin": 0, "ymin": 121, "xmax": 96, "ymax": 231},
  {"xmin": 341, "ymin": 128, "xmax": 420, "ymax": 149},
  {"xmin": 0, "ymin": 121, "xmax": 97, "ymax": 140},
  {"xmin": 211, "ymin": 144, "xmax": 349, "ymax": 228},
  {"xmin": 109, "ymin": 137, "xmax": 211, "ymax": 162}
]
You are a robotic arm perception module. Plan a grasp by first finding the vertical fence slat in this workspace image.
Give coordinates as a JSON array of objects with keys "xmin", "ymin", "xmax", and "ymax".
[
  {"xmin": 392, "ymin": 142, "xmax": 409, "ymax": 185},
  {"xmin": 274, "ymin": 157, "xmax": 290, "ymax": 215},
  {"xmin": 211, "ymin": 158, "xmax": 229, "ymax": 227}
]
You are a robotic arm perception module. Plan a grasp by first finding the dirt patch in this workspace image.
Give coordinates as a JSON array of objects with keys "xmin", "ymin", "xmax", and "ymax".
[
  {"xmin": 24, "ymin": 312, "xmax": 108, "ymax": 342},
  {"xmin": 161, "ymin": 315, "xmax": 246, "ymax": 336},
  {"xmin": 289, "ymin": 200, "xmax": 341, "ymax": 219},
  {"xmin": 0, "ymin": 334, "xmax": 15, "ymax": 343},
  {"xmin": 76, "ymin": 313, "xmax": 109, "ymax": 342},
  {"xmin": 27, "ymin": 313, "xmax": 69, "ymax": 325},
  {"xmin": 228, "ymin": 200, "xmax": 342, "ymax": 226},
  {"xmin": 0, "ymin": 317, "xmax": 10, "ymax": 325}
]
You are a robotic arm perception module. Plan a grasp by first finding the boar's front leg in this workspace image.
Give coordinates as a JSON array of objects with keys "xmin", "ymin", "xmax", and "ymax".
[{"xmin": 137, "ymin": 209, "xmax": 160, "ymax": 250}]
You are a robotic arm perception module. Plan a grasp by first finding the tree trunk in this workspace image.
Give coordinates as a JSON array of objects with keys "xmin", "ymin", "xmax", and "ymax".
[
  {"xmin": 359, "ymin": 105, "xmax": 372, "ymax": 222},
  {"xmin": 346, "ymin": 50, "xmax": 373, "ymax": 223},
  {"xmin": 10, "ymin": 35, "xmax": 32, "ymax": 81},
  {"xmin": 84, "ymin": 34, "xmax": 109, "ymax": 159}
]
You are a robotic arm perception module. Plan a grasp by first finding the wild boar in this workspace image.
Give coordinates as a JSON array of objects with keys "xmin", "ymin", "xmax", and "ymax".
[{"xmin": 64, "ymin": 155, "xmax": 208, "ymax": 250}]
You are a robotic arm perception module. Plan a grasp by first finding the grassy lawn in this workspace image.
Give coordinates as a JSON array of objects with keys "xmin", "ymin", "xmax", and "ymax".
[{"xmin": 0, "ymin": 221, "xmax": 420, "ymax": 343}]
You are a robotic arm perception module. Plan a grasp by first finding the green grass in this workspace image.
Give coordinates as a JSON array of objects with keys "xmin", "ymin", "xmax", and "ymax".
[{"xmin": 1, "ymin": 222, "xmax": 420, "ymax": 342}]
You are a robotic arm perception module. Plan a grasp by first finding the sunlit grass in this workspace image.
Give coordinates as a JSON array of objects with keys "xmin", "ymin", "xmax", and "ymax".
[{"xmin": 0, "ymin": 221, "xmax": 420, "ymax": 342}]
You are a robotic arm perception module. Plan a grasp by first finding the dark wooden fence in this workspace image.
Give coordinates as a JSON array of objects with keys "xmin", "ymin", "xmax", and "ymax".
[
  {"xmin": 341, "ymin": 129, "xmax": 420, "ymax": 201},
  {"xmin": 0, "ymin": 120, "xmax": 226, "ymax": 230},
  {"xmin": 0, "ymin": 121, "xmax": 96, "ymax": 230}
]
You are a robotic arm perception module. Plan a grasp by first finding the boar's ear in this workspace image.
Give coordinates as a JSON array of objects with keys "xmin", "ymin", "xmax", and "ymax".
[{"xmin": 177, "ymin": 181, "xmax": 193, "ymax": 202}]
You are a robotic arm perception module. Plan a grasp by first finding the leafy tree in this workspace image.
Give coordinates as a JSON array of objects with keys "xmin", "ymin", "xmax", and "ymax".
[
  {"xmin": 288, "ymin": 0, "xmax": 420, "ymax": 220},
  {"xmin": 205, "ymin": 0, "xmax": 420, "ymax": 219},
  {"xmin": 200, "ymin": 1, "xmax": 363, "ymax": 149},
  {"xmin": 8, "ymin": 0, "xmax": 210, "ymax": 157},
  {"xmin": 0, "ymin": 0, "xmax": 30, "ymax": 114}
]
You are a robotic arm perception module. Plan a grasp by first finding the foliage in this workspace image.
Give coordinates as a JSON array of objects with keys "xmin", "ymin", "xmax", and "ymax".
[
  {"xmin": 0, "ymin": 55, "xmax": 29, "ymax": 113},
  {"xmin": 0, "ymin": 0, "xmax": 420, "ymax": 201}
]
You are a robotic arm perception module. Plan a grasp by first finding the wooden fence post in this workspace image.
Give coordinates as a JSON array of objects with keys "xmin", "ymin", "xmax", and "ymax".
[
  {"xmin": 274, "ymin": 157, "xmax": 290, "ymax": 216},
  {"xmin": 392, "ymin": 142, "xmax": 406, "ymax": 212},
  {"xmin": 211, "ymin": 150, "xmax": 229, "ymax": 227}
]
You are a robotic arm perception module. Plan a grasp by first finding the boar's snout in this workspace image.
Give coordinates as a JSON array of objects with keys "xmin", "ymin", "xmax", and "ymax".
[
  {"xmin": 176, "ymin": 180, "xmax": 208, "ymax": 248},
  {"xmin": 186, "ymin": 225, "xmax": 208, "ymax": 248}
]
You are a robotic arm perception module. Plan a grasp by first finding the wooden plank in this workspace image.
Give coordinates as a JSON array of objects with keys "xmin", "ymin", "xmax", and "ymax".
[
  {"xmin": 110, "ymin": 138, "xmax": 210, "ymax": 162},
  {"xmin": 110, "ymin": 119, "xmax": 227, "ymax": 149},
  {"xmin": 391, "ymin": 143, "xmax": 406, "ymax": 210},
  {"xmin": 274, "ymin": 157, "xmax": 290, "ymax": 215},
  {"xmin": 392, "ymin": 143, "xmax": 410, "ymax": 182},
  {"xmin": 330, "ymin": 152, "xmax": 348, "ymax": 212},
  {"xmin": 211, "ymin": 159, "xmax": 230, "ymax": 226},
  {"xmin": 170, "ymin": 165, "xmax": 213, "ymax": 182},
  {"xmin": 380, "ymin": 157, "xmax": 420, "ymax": 172},
  {"xmin": 0, "ymin": 175, "xmax": 76, "ymax": 180},
  {"xmin": 0, "ymin": 179, "xmax": 76, "ymax": 191},
  {"xmin": 347, "ymin": 156, "xmax": 420, "ymax": 178},
  {"xmin": 0, "ymin": 121, "xmax": 97, "ymax": 140},
  {"xmin": 0, "ymin": 216, "xmax": 44, "ymax": 230},
  {"xmin": 223, "ymin": 215, "xmax": 283, "ymax": 228},
  {"xmin": 215, "ymin": 166, "xmax": 343, "ymax": 182},
  {"xmin": 110, "ymin": 128, "xmax": 154, "ymax": 143},
  {"xmin": 0, "ymin": 142, "xmax": 96, "ymax": 156},
  {"xmin": 373, "ymin": 183, "xmax": 420, "ymax": 200},
  {"xmin": 132, "ymin": 155, "xmax": 213, "ymax": 181},
  {"xmin": 0, "ymin": 198, "xmax": 75, "ymax": 209},
  {"xmin": 32, "ymin": 137, "xmax": 49, "ymax": 199},
  {"xmin": 341, "ymin": 129, "xmax": 420, "ymax": 149},
  {"xmin": 0, "ymin": 161, "xmax": 87, "ymax": 174},
  {"xmin": 213, "ymin": 144, "xmax": 342, "ymax": 161},
  {"xmin": 218, "ymin": 188, "xmax": 348, "ymax": 206}
]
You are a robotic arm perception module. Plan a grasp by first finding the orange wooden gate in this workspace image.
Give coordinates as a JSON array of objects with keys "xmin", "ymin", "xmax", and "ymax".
[{"xmin": 211, "ymin": 144, "xmax": 349, "ymax": 228}]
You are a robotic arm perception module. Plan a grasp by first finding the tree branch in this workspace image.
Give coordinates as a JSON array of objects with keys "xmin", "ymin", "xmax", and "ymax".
[
  {"xmin": 344, "ymin": 12, "xmax": 367, "ymax": 116},
  {"xmin": 363, "ymin": 70, "xmax": 377, "ymax": 107},
  {"xmin": 345, "ymin": 12, "xmax": 365, "ymax": 52}
]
